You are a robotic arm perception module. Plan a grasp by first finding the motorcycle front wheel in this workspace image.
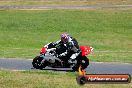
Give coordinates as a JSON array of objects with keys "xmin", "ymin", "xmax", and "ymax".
[{"xmin": 72, "ymin": 56, "xmax": 89, "ymax": 71}]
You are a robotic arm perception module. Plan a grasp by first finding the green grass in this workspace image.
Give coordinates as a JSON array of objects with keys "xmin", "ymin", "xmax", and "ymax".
[
  {"xmin": 0, "ymin": 9, "xmax": 132, "ymax": 63},
  {"xmin": 0, "ymin": 2, "xmax": 132, "ymax": 88},
  {"xmin": 0, "ymin": 70, "xmax": 132, "ymax": 88}
]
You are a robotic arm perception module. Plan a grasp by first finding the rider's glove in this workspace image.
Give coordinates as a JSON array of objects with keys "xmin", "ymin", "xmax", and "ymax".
[
  {"xmin": 70, "ymin": 53, "xmax": 79, "ymax": 60},
  {"xmin": 68, "ymin": 53, "xmax": 79, "ymax": 65}
]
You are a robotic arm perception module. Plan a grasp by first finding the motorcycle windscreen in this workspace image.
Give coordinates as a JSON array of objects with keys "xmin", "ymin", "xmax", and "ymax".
[{"xmin": 80, "ymin": 46, "xmax": 93, "ymax": 56}]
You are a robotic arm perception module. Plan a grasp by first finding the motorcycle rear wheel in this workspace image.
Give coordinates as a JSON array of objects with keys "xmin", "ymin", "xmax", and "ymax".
[{"xmin": 32, "ymin": 56, "xmax": 47, "ymax": 69}]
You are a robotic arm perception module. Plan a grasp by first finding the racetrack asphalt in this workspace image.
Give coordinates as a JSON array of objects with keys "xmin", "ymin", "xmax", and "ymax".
[{"xmin": 0, "ymin": 58, "xmax": 132, "ymax": 75}]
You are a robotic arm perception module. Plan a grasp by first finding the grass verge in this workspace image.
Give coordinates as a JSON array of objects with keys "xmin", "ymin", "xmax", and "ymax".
[
  {"xmin": 0, "ymin": 70, "xmax": 132, "ymax": 88},
  {"xmin": 0, "ymin": 9, "xmax": 131, "ymax": 63}
]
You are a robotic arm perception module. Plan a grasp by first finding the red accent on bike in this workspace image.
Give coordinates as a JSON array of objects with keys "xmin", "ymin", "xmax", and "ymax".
[
  {"xmin": 80, "ymin": 46, "xmax": 93, "ymax": 56},
  {"xmin": 40, "ymin": 47, "xmax": 47, "ymax": 54}
]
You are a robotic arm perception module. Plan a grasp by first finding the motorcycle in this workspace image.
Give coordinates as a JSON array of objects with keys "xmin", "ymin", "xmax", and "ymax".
[{"xmin": 32, "ymin": 42, "xmax": 93, "ymax": 71}]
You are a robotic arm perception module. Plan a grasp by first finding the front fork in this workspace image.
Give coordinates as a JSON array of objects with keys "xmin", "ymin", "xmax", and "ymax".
[
  {"xmin": 78, "ymin": 56, "xmax": 88, "ymax": 76},
  {"xmin": 78, "ymin": 65, "xmax": 86, "ymax": 76}
]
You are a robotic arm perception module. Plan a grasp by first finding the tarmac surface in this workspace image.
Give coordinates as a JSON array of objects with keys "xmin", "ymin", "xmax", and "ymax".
[{"xmin": 0, "ymin": 58, "xmax": 132, "ymax": 75}]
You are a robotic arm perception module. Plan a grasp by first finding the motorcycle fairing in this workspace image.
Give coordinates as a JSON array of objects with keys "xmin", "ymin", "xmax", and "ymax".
[{"xmin": 80, "ymin": 46, "xmax": 93, "ymax": 56}]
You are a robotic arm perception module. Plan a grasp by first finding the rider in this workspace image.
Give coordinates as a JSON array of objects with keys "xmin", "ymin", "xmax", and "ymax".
[
  {"xmin": 44, "ymin": 32, "xmax": 81, "ymax": 65},
  {"xmin": 56, "ymin": 32, "xmax": 81, "ymax": 65},
  {"xmin": 44, "ymin": 32, "xmax": 89, "ymax": 71}
]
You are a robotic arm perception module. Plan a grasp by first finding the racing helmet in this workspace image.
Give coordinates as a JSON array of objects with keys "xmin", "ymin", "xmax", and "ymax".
[{"xmin": 61, "ymin": 32, "xmax": 69, "ymax": 43}]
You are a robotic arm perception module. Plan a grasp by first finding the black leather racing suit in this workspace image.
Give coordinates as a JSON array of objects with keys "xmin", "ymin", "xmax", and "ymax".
[
  {"xmin": 54, "ymin": 37, "xmax": 81, "ymax": 65},
  {"xmin": 44, "ymin": 36, "xmax": 81, "ymax": 65}
]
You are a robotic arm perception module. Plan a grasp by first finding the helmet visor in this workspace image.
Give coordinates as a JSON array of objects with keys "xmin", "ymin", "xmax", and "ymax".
[{"xmin": 61, "ymin": 37, "xmax": 68, "ymax": 43}]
